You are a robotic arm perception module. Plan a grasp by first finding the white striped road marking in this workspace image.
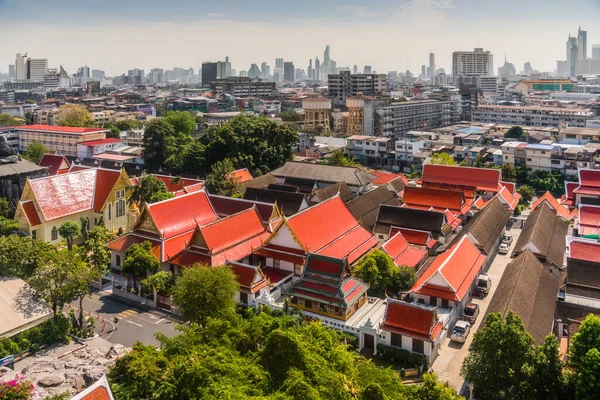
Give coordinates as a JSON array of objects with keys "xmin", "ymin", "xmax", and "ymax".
[{"xmin": 126, "ymin": 320, "xmax": 143, "ymax": 327}]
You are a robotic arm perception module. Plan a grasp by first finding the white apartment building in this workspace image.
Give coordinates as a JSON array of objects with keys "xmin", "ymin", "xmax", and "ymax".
[
  {"xmin": 346, "ymin": 135, "xmax": 395, "ymax": 168},
  {"xmin": 473, "ymin": 105, "xmax": 594, "ymax": 128},
  {"xmin": 27, "ymin": 58, "xmax": 48, "ymax": 82},
  {"xmin": 501, "ymin": 141, "xmax": 525, "ymax": 166},
  {"xmin": 525, "ymin": 144, "xmax": 560, "ymax": 173},
  {"xmin": 452, "ymin": 48, "xmax": 494, "ymax": 78},
  {"xmin": 395, "ymin": 138, "xmax": 427, "ymax": 164}
]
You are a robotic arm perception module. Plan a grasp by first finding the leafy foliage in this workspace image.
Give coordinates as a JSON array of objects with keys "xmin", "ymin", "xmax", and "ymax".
[
  {"xmin": 0, "ymin": 197, "xmax": 9, "ymax": 218},
  {"xmin": 54, "ymin": 104, "xmax": 94, "ymax": 127},
  {"xmin": 0, "ymin": 235, "xmax": 55, "ymax": 279},
  {"xmin": 0, "ymin": 315, "xmax": 71, "ymax": 359},
  {"xmin": 429, "ymin": 153, "xmax": 456, "ymax": 166},
  {"xmin": 115, "ymin": 119, "xmax": 142, "ymax": 131},
  {"xmin": 501, "ymin": 164, "xmax": 517, "ymax": 182},
  {"xmin": 22, "ymin": 141, "xmax": 48, "ymax": 164},
  {"xmin": 162, "ymin": 111, "xmax": 196, "ymax": 136},
  {"xmin": 504, "ymin": 126, "xmax": 526, "ymax": 139},
  {"xmin": 58, "ymin": 221, "xmax": 80, "ymax": 250},
  {"xmin": 0, "ymin": 216, "xmax": 18, "ymax": 235},
  {"xmin": 128, "ymin": 174, "xmax": 174, "ymax": 205},
  {"xmin": 322, "ymin": 150, "xmax": 356, "ymax": 167},
  {"xmin": 278, "ymin": 111, "xmax": 304, "ymax": 122},
  {"xmin": 528, "ymin": 170, "xmax": 565, "ymax": 195},
  {"xmin": 141, "ymin": 270, "xmax": 174, "ymax": 294},
  {"xmin": 122, "ymin": 241, "xmax": 160, "ymax": 288},
  {"xmin": 0, "ymin": 113, "xmax": 24, "ymax": 126},
  {"xmin": 353, "ymin": 250, "xmax": 417, "ymax": 295},
  {"xmin": 517, "ymin": 184, "xmax": 535, "ymax": 205},
  {"xmin": 0, "ymin": 375, "xmax": 34, "ymax": 399},
  {"xmin": 172, "ymin": 264, "xmax": 239, "ymax": 326},
  {"xmin": 205, "ymin": 158, "xmax": 243, "ymax": 197}
]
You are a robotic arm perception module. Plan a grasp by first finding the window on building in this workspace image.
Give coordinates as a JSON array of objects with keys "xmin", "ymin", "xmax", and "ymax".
[
  {"xmin": 429, "ymin": 296, "xmax": 437, "ymax": 307},
  {"xmin": 116, "ymin": 200, "xmax": 126, "ymax": 218},
  {"xmin": 115, "ymin": 189, "xmax": 125, "ymax": 199},
  {"xmin": 441, "ymin": 299, "xmax": 449, "ymax": 308},
  {"xmin": 116, "ymin": 255, "xmax": 121, "ymax": 267},
  {"xmin": 31, "ymin": 230, "xmax": 37, "ymax": 240},
  {"xmin": 51, "ymin": 226, "xmax": 58, "ymax": 241},
  {"xmin": 527, "ymin": 158, "xmax": 532, "ymax": 162},
  {"xmin": 305, "ymin": 299, "xmax": 313, "ymax": 309},
  {"xmin": 240, "ymin": 292, "xmax": 249, "ymax": 305},
  {"xmin": 391, "ymin": 333, "xmax": 403, "ymax": 347},
  {"xmin": 412, "ymin": 339, "xmax": 425, "ymax": 354},
  {"xmin": 108, "ymin": 204, "xmax": 112, "ymax": 220}
]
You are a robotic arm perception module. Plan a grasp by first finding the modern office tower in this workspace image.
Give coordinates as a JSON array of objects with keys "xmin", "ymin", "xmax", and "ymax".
[
  {"xmin": 239, "ymin": 70, "xmax": 248, "ymax": 77},
  {"xmin": 274, "ymin": 58, "xmax": 284, "ymax": 82},
  {"xmin": 421, "ymin": 65, "xmax": 426, "ymax": 78},
  {"xmin": 91, "ymin": 69, "xmax": 105, "ymax": 80},
  {"xmin": 127, "ymin": 68, "xmax": 145, "ymax": 85},
  {"xmin": 323, "ymin": 45, "xmax": 330, "ymax": 77},
  {"xmin": 15, "ymin": 53, "xmax": 27, "ymax": 80},
  {"xmin": 592, "ymin": 44, "xmax": 600, "ymax": 61},
  {"xmin": 556, "ymin": 61, "xmax": 570, "ymax": 78},
  {"xmin": 498, "ymin": 56, "xmax": 516, "ymax": 78},
  {"xmin": 567, "ymin": 36, "xmax": 578, "ymax": 77},
  {"xmin": 364, "ymin": 65, "xmax": 372, "ymax": 74},
  {"xmin": 452, "ymin": 48, "xmax": 494, "ymax": 78},
  {"xmin": 429, "ymin": 53, "xmax": 436, "ymax": 80},
  {"xmin": 225, "ymin": 56, "xmax": 232, "ymax": 77},
  {"xmin": 308, "ymin": 59, "xmax": 313, "ymax": 80},
  {"xmin": 149, "ymin": 68, "xmax": 164, "ymax": 84},
  {"xmin": 8, "ymin": 65, "xmax": 15, "ymax": 80},
  {"xmin": 522, "ymin": 62, "xmax": 534, "ymax": 76},
  {"xmin": 577, "ymin": 27, "xmax": 587, "ymax": 60},
  {"xmin": 295, "ymin": 69, "xmax": 306, "ymax": 81},
  {"xmin": 353, "ymin": 65, "xmax": 358, "ymax": 74},
  {"xmin": 261, "ymin": 62, "xmax": 268, "ymax": 78},
  {"xmin": 315, "ymin": 57, "xmax": 321, "ymax": 81},
  {"xmin": 202, "ymin": 62, "xmax": 227, "ymax": 86},
  {"xmin": 283, "ymin": 62, "xmax": 295, "ymax": 82},
  {"xmin": 248, "ymin": 64, "xmax": 261, "ymax": 78},
  {"xmin": 43, "ymin": 66, "xmax": 70, "ymax": 88},
  {"xmin": 328, "ymin": 71, "xmax": 386, "ymax": 106}
]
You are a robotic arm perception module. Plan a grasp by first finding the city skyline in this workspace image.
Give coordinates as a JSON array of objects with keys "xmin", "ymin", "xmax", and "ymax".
[{"xmin": 0, "ymin": 0, "xmax": 599, "ymax": 76}]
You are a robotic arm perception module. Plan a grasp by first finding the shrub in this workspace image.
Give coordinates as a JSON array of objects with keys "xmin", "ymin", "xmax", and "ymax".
[
  {"xmin": 0, "ymin": 375, "xmax": 34, "ymax": 400},
  {"xmin": 409, "ymin": 352, "xmax": 426, "ymax": 367}
]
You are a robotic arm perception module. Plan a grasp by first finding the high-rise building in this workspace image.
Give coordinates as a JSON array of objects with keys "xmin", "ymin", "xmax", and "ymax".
[
  {"xmin": 522, "ymin": 62, "xmax": 534, "ymax": 76},
  {"xmin": 498, "ymin": 55, "xmax": 516, "ymax": 78},
  {"xmin": 274, "ymin": 58, "xmax": 284, "ymax": 82},
  {"xmin": 308, "ymin": 59, "xmax": 313, "ymax": 80},
  {"xmin": 567, "ymin": 36, "xmax": 578, "ymax": 77},
  {"xmin": 149, "ymin": 68, "xmax": 164, "ymax": 84},
  {"xmin": 8, "ymin": 65, "xmax": 15, "ymax": 80},
  {"xmin": 315, "ymin": 57, "xmax": 321, "ymax": 81},
  {"xmin": 328, "ymin": 71, "xmax": 386, "ymax": 106},
  {"xmin": 452, "ymin": 48, "xmax": 493, "ymax": 78},
  {"xmin": 261, "ymin": 62, "xmax": 268, "ymax": 78},
  {"xmin": 556, "ymin": 60, "xmax": 570, "ymax": 78},
  {"xmin": 283, "ymin": 62, "xmax": 295, "ymax": 82},
  {"xmin": 26, "ymin": 58, "xmax": 48, "ymax": 82},
  {"xmin": 248, "ymin": 64, "xmax": 261, "ymax": 78},
  {"xmin": 225, "ymin": 56, "xmax": 232, "ymax": 77},
  {"xmin": 577, "ymin": 26, "xmax": 587, "ymax": 60},
  {"xmin": 91, "ymin": 69, "xmax": 105, "ymax": 80},
  {"xmin": 15, "ymin": 53, "xmax": 27, "ymax": 80},
  {"xmin": 202, "ymin": 62, "xmax": 226, "ymax": 86},
  {"xmin": 421, "ymin": 65, "xmax": 426, "ymax": 78},
  {"xmin": 323, "ymin": 45, "xmax": 331, "ymax": 78},
  {"xmin": 353, "ymin": 65, "xmax": 358, "ymax": 74},
  {"xmin": 429, "ymin": 53, "xmax": 436, "ymax": 80},
  {"xmin": 364, "ymin": 65, "xmax": 372, "ymax": 74},
  {"xmin": 592, "ymin": 44, "xmax": 600, "ymax": 61}
]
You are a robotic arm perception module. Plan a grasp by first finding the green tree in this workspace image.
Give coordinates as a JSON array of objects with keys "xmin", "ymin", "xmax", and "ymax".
[
  {"xmin": 430, "ymin": 153, "xmax": 456, "ymax": 166},
  {"xmin": 122, "ymin": 241, "xmax": 160, "ymax": 290},
  {"xmin": 393, "ymin": 266, "xmax": 418, "ymax": 293},
  {"xmin": 360, "ymin": 383, "xmax": 387, "ymax": 400},
  {"xmin": 54, "ymin": 104, "xmax": 94, "ymax": 127},
  {"xmin": 180, "ymin": 140, "xmax": 206, "ymax": 175},
  {"xmin": 569, "ymin": 314, "xmax": 600, "ymax": 371},
  {"xmin": 115, "ymin": 119, "xmax": 141, "ymax": 131},
  {"xmin": 412, "ymin": 373, "xmax": 463, "ymax": 400},
  {"xmin": 278, "ymin": 111, "xmax": 304, "ymax": 122},
  {"xmin": 0, "ymin": 235, "xmax": 55, "ymax": 278},
  {"xmin": 261, "ymin": 329, "xmax": 307, "ymax": 386},
  {"xmin": 143, "ymin": 119, "xmax": 176, "ymax": 170},
  {"xmin": 505, "ymin": 126, "xmax": 525, "ymax": 139},
  {"xmin": 28, "ymin": 249, "xmax": 84, "ymax": 315},
  {"xmin": 162, "ymin": 111, "xmax": 196, "ymax": 135},
  {"xmin": 141, "ymin": 270, "xmax": 174, "ymax": 294},
  {"xmin": 0, "ymin": 113, "xmax": 24, "ymax": 126},
  {"xmin": 517, "ymin": 184, "xmax": 535, "ymax": 205},
  {"xmin": 323, "ymin": 150, "xmax": 356, "ymax": 167},
  {"xmin": 353, "ymin": 250, "xmax": 414, "ymax": 294},
  {"xmin": 171, "ymin": 264, "xmax": 239, "ymax": 326},
  {"xmin": 58, "ymin": 221, "xmax": 80, "ymax": 251},
  {"xmin": 23, "ymin": 141, "xmax": 48, "ymax": 164},
  {"xmin": 205, "ymin": 158, "xmax": 243, "ymax": 197},
  {"xmin": 104, "ymin": 123, "xmax": 121, "ymax": 139},
  {"xmin": 474, "ymin": 155, "xmax": 485, "ymax": 168},
  {"xmin": 0, "ymin": 197, "xmax": 9, "ymax": 218},
  {"xmin": 0, "ymin": 217, "xmax": 18, "ymax": 235},
  {"xmin": 462, "ymin": 312, "xmax": 565, "ymax": 399},
  {"xmin": 128, "ymin": 174, "xmax": 173, "ymax": 205},
  {"xmin": 80, "ymin": 226, "xmax": 113, "ymax": 276},
  {"xmin": 169, "ymin": 175, "xmax": 187, "ymax": 194},
  {"xmin": 574, "ymin": 347, "xmax": 600, "ymax": 400},
  {"xmin": 501, "ymin": 164, "xmax": 517, "ymax": 182},
  {"xmin": 353, "ymin": 256, "xmax": 381, "ymax": 288},
  {"xmin": 200, "ymin": 115, "xmax": 298, "ymax": 176},
  {"xmin": 68, "ymin": 253, "xmax": 99, "ymax": 328}
]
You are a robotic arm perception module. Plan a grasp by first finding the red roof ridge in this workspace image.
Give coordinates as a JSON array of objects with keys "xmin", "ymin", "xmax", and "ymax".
[
  {"xmin": 289, "ymin": 192, "xmax": 342, "ymax": 218},
  {"xmin": 415, "ymin": 235, "xmax": 472, "ymax": 293}
]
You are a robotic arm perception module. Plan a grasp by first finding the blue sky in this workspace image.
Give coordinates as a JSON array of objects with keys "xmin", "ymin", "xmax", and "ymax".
[{"xmin": 1, "ymin": 0, "xmax": 599, "ymax": 76}]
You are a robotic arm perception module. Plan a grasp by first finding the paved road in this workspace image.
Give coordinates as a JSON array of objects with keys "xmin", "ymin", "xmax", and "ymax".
[
  {"xmin": 69, "ymin": 290, "xmax": 181, "ymax": 347},
  {"xmin": 430, "ymin": 225, "xmax": 523, "ymax": 395}
]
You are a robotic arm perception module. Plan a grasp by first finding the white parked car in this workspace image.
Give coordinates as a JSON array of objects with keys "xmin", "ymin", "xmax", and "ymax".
[
  {"xmin": 451, "ymin": 320, "xmax": 471, "ymax": 343},
  {"xmin": 498, "ymin": 243, "xmax": 510, "ymax": 255},
  {"xmin": 502, "ymin": 234, "xmax": 513, "ymax": 245}
]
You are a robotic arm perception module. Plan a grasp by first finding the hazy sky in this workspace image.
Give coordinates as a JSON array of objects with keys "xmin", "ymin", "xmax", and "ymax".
[{"xmin": 1, "ymin": 0, "xmax": 599, "ymax": 76}]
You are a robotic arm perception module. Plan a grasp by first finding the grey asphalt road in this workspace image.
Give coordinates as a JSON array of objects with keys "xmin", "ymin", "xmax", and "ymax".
[{"xmin": 69, "ymin": 290, "xmax": 182, "ymax": 347}]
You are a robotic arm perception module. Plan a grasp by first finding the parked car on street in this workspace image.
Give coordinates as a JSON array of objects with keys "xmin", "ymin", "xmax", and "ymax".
[
  {"xmin": 502, "ymin": 234, "xmax": 513, "ymax": 245},
  {"xmin": 461, "ymin": 303, "xmax": 480, "ymax": 324},
  {"xmin": 498, "ymin": 243, "xmax": 510, "ymax": 255},
  {"xmin": 473, "ymin": 274, "xmax": 492, "ymax": 297},
  {"xmin": 451, "ymin": 320, "xmax": 471, "ymax": 343}
]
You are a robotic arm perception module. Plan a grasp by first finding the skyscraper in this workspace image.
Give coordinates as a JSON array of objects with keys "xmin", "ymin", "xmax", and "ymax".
[
  {"xmin": 429, "ymin": 53, "xmax": 436, "ymax": 80},
  {"xmin": 498, "ymin": 55, "xmax": 516, "ymax": 78},
  {"xmin": 284, "ymin": 62, "xmax": 295, "ymax": 82},
  {"xmin": 421, "ymin": 65, "xmax": 426, "ymax": 78},
  {"xmin": 315, "ymin": 57, "xmax": 321, "ymax": 81},
  {"xmin": 364, "ymin": 65, "xmax": 372, "ymax": 74},
  {"xmin": 577, "ymin": 27, "xmax": 587, "ymax": 60},
  {"xmin": 15, "ymin": 53, "xmax": 27, "ymax": 80},
  {"xmin": 274, "ymin": 58, "xmax": 284, "ymax": 82},
  {"xmin": 248, "ymin": 64, "xmax": 261, "ymax": 78},
  {"xmin": 225, "ymin": 56, "xmax": 232, "ymax": 77},
  {"xmin": 308, "ymin": 59, "xmax": 313, "ymax": 80},
  {"xmin": 8, "ymin": 64, "xmax": 15, "ymax": 80},
  {"xmin": 353, "ymin": 65, "xmax": 358, "ymax": 74},
  {"xmin": 593, "ymin": 44, "xmax": 600, "ymax": 61},
  {"xmin": 452, "ymin": 48, "xmax": 494, "ymax": 78},
  {"xmin": 27, "ymin": 58, "xmax": 48, "ymax": 81},
  {"xmin": 567, "ymin": 35, "xmax": 578, "ymax": 77},
  {"xmin": 323, "ymin": 45, "xmax": 330, "ymax": 78}
]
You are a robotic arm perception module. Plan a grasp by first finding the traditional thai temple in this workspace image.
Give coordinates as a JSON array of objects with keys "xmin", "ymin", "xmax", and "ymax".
[
  {"xmin": 38, "ymin": 153, "xmax": 70, "ymax": 176},
  {"xmin": 253, "ymin": 195, "xmax": 379, "ymax": 280},
  {"xmin": 15, "ymin": 168, "xmax": 132, "ymax": 243}
]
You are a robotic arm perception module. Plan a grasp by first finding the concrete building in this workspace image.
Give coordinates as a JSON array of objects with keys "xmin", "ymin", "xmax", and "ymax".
[
  {"xmin": 283, "ymin": 62, "xmax": 295, "ymax": 82},
  {"xmin": 578, "ymin": 27, "xmax": 587, "ymax": 60},
  {"xmin": 302, "ymin": 96, "xmax": 331, "ymax": 132},
  {"xmin": 27, "ymin": 58, "xmax": 48, "ymax": 82},
  {"xmin": 365, "ymin": 99, "xmax": 460, "ymax": 137},
  {"xmin": 429, "ymin": 53, "xmax": 436, "ymax": 81},
  {"xmin": 452, "ymin": 48, "xmax": 493, "ymax": 78},
  {"xmin": 593, "ymin": 44, "xmax": 600, "ymax": 61},
  {"xmin": 559, "ymin": 127, "xmax": 600, "ymax": 141},
  {"xmin": 394, "ymin": 138, "xmax": 427, "ymax": 167},
  {"xmin": 328, "ymin": 71, "xmax": 386, "ymax": 106},
  {"xmin": 346, "ymin": 95, "xmax": 367, "ymax": 136},
  {"xmin": 522, "ymin": 79, "xmax": 574, "ymax": 91},
  {"xmin": 525, "ymin": 143, "xmax": 561, "ymax": 174},
  {"xmin": 576, "ymin": 59, "xmax": 600, "ymax": 75},
  {"xmin": 16, "ymin": 125, "xmax": 108, "ymax": 157},
  {"xmin": 472, "ymin": 105, "xmax": 593, "ymax": 128},
  {"xmin": 567, "ymin": 36, "xmax": 578, "ymax": 77},
  {"xmin": 210, "ymin": 77, "xmax": 276, "ymax": 98},
  {"xmin": 501, "ymin": 141, "xmax": 527, "ymax": 166},
  {"xmin": 202, "ymin": 61, "xmax": 226, "ymax": 87},
  {"xmin": 346, "ymin": 135, "xmax": 395, "ymax": 168},
  {"xmin": 15, "ymin": 53, "xmax": 27, "ymax": 81}
]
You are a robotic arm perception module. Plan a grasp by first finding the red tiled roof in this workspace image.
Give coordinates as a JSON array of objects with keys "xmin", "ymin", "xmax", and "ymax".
[
  {"xmin": 496, "ymin": 186, "xmax": 520, "ymax": 211},
  {"xmin": 229, "ymin": 263, "xmax": 268, "ymax": 292},
  {"xmin": 382, "ymin": 232, "xmax": 428, "ymax": 268},
  {"xmin": 317, "ymin": 225, "xmax": 379, "ymax": 264},
  {"xmin": 472, "ymin": 197, "xmax": 489, "ymax": 210},
  {"xmin": 403, "ymin": 186, "xmax": 468, "ymax": 214},
  {"xmin": 168, "ymin": 249, "xmax": 211, "ymax": 266},
  {"xmin": 146, "ymin": 190, "xmax": 217, "ymax": 239},
  {"xmin": 371, "ymin": 171, "xmax": 408, "ymax": 186},
  {"xmin": 410, "ymin": 236, "xmax": 485, "ymax": 302},
  {"xmin": 444, "ymin": 210, "xmax": 462, "ymax": 229},
  {"xmin": 130, "ymin": 174, "xmax": 204, "ymax": 194},
  {"xmin": 163, "ymin": 231, "xmax": 196, "ymax": 262},
  {"xmin": 81, "ymin": 386, "xmax": 111, "ymax": 400},
  {"xmin": 382, "ymin": 299, "xmax": 443, "ymax": 342},
  {"xmin": 570, "ymin": 240, "xmax": 600, "ymax": 263},
  {"xmin": 501, "ymin": 181, "xmax": 516, "ymax": 194},
  {"xmin": 389, "ymin": 227, "xmax": 435, "ymax": 248},
  {"xmin": 16, "ymin": 124, "xmax": 107, "ymax": 134},
  {"xmin": 262, "ymin": 267, "xmax": 293, "ymax": 284},
  {"xmin": 29, "ymin": 169, "xmax": 97, "ymax": 221},
  {"xmin": 79, "ymin": 138, "xmax": 123, "ymax": 147},
  {"xmin": 578, "ymin": 169, "xmax": 600, "ymax": 189},
  {"xmin": 531, "ymin": 192, "xmax": 576, "ymax": 220},
  {"xmin": 287, "ymin": 196, "xmax": 376, "ymax": 255},
  {"xmin": 39, "ymin": 153, "xmax": 70, "ymax": 175},
  {"xmin": 199, "ymin": 208, "xmax": 266, "ymax": 254},
  {"xmin": 108, "ymin": 234, "xmax": 161, "ymax": 259},
  {"xmin": 254, "ymin": 247, "xmax": 306, "ymax": 265},
  {"xmin": 93, "ymin": 169, "xmax": 122, "ymax": 211},
  {"xmin": 21, "ymin": 201, "xmax": 42, "ymax": 226},
  {"xmin": 421, "ymin": 164, "xmax": 502, "ymax": 192},
  {"xmin": 228, "ymin": 168, "xmax": 253, "ymax": 183},
  {"xmin": 564, "ymin": 182, "xmax": 578, "ymax": 203},
  {"xmin": 578, "ymin": 205, "xmax": 600, "ymax": 235}
]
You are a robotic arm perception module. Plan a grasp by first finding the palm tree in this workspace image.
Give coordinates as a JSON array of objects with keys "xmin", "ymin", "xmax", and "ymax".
[
  {"xmin": 169, "ymin": 175, "xmax": 187, "ymax": 194},
  {"xmin": 127, "ymin": 172, "xmax": 149, "ymax": 205}
]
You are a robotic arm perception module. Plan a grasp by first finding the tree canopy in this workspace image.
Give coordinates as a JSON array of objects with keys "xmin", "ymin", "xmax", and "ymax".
[
  {"xmin": 278, "ymin": 111, "xmax": 304, "ymax": 122},
  {"xmin": 162, "ymin": 111, "xmax": 196, "ymax": 136},
  {"xmin": 0, "ymin": 234, "xmax": 55, "ymax": 279},
  {"xmin": 171, "ymin": 264, "xmax": 239, "ymax": 326},
  {"xmin": 54, "ymin": 104, "xmax": 94, "ymax": 127},
  {"xmin": 22, "ymin": 141, "xmax": 48, "ymax": 164},
  {"xmin": 122, "ymin": 241, "xmax": 160, "ymax": 288},
  {"xmin": 58, "ymin": 221, "xmax": 80, "ymax": 251},
  {"xmin": 0, "ymin": 113, "xmax": 24, "ymax": 126},
  {"xmin": 352, "ymin": 250, "xmax": 417, "ymax": 295},
  {"xmin": 504, "ymin": 126, "xmax": 526, "ymax": 139},
  {"xmin": 322, "ymin": 150, "xmax": 356, "ymax": 167},
  {"xmin": 205, "ymin": 158, "xmax": 243, "ymax": 197},
  {"xmin": 429, "ymin": 153, "xmax": 456, "ymax": 166},
  {"xmin": 128, "ymin": 174, "xmax": 174, "ymax": 205}
]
